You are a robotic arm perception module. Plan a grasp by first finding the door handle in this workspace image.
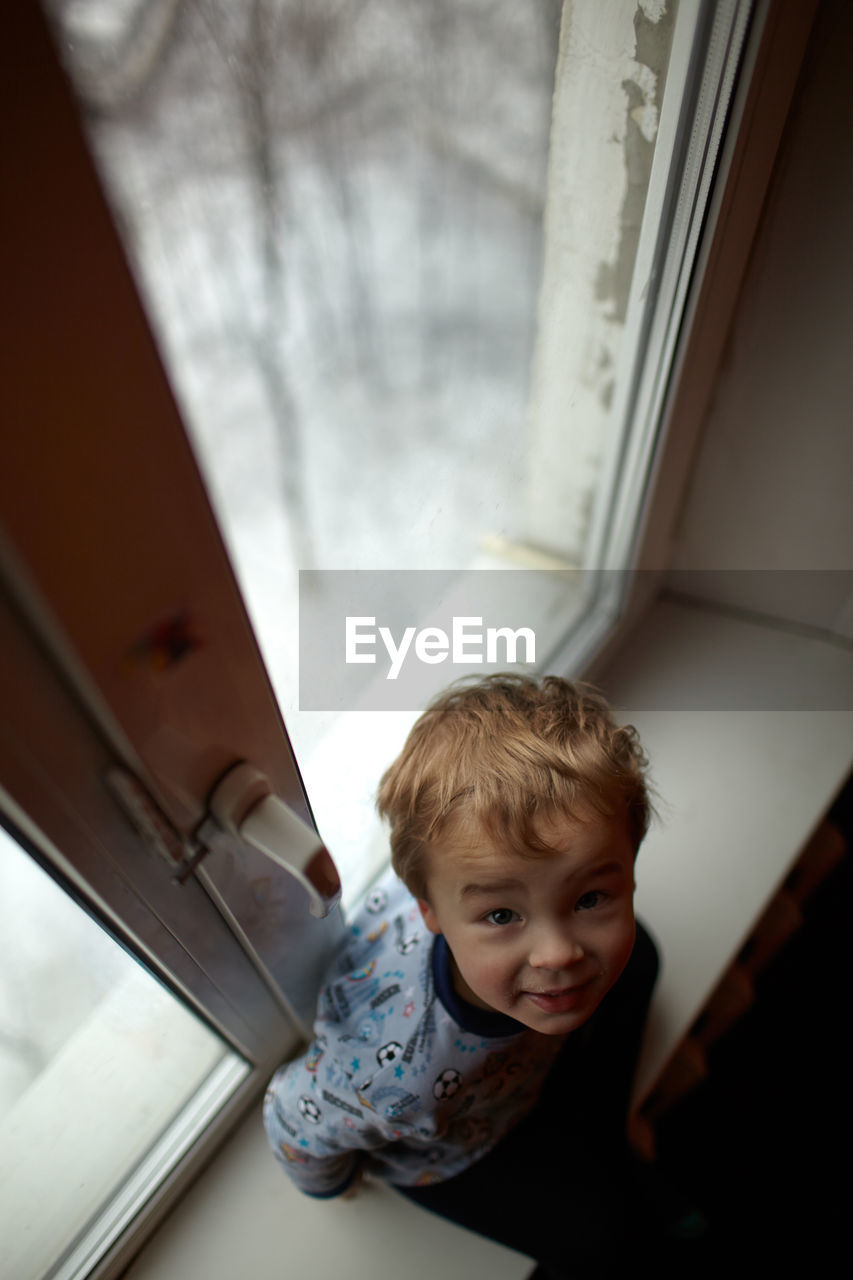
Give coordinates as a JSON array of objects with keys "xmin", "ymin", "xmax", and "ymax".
[{"xmin": 206, "ymin": 762, "xmax": 341, "ymax": 918}]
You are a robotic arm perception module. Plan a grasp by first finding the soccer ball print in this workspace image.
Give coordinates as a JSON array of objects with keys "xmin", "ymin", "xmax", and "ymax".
[
  {"xmin": 298, "ymin": 1095, "xmax": 322, "ymax": 1124},
  {"xmin": 433, "ymin": 1068, "xmax": 462, "ymax": 1100}
]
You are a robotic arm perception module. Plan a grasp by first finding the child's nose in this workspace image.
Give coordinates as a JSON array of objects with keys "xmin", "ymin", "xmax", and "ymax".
[{"xmin": 528, "ymin": 921, "xmax": 584, "ymax": 971}]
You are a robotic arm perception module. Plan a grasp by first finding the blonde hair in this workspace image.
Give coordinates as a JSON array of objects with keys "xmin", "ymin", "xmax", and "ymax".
[{"xmin": 377, "ymin": 673, "xmax": 651, "ymax": 900}]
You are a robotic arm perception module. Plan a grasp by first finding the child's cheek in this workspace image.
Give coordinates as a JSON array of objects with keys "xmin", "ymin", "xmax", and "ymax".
[
  {"xmin": 471, "ymin": 952, "xmax": 516, "ymax": 998},
  {"xmin": 458, "ymin": 947, "xmax": 514, "ymax": 1008},
  {"xmin": 606, "ymin": 914, "xmax": 638, "ymax": 987}
]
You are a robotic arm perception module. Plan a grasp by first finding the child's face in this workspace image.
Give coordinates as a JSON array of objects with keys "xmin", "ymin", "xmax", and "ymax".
[{"xmin": 417, "ymin": 808, "xmax": 637, "ymax": 1036}]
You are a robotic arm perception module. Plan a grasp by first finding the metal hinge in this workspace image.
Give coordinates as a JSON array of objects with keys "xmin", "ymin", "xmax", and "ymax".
[
  {"xmin": 104, "ymin": 761, "xmax": 341, "ymax": 917},
  {"xmin": 104, "ymin": 765, "xmax": 209, "ymax": 883}
]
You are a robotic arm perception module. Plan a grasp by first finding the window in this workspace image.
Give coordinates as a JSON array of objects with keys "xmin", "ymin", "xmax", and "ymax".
[
  {"xmin": 38, "ymin": 0, "xmax": 755, "ymax": 899},
  {"xmin": 1, "ymin": 0, "xmax": 787, "ymax": 1275}
]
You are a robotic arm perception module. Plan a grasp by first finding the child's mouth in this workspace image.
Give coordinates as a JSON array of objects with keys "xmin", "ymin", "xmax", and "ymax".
[{"xmin": 524, "ymin": 982, "xmax": 591, "ymax": 1013}]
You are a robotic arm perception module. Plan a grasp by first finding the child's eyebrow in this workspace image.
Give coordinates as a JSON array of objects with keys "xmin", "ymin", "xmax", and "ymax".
[
  {"xmin": 583, "ymin": 860, "xmax": 625, "ymax": 880},
  {"xmin": 459, "ymin": 877, "xmax": 525, "ymax": 899},
  {"xmin": 459, "ymin": 861, "xmax": 626, "ymax": 899}
]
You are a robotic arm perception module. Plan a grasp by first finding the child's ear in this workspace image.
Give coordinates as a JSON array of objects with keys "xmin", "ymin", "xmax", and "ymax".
[{"xmin": 417, "ymin": 898, "xmax": 441, "ymax": 935}]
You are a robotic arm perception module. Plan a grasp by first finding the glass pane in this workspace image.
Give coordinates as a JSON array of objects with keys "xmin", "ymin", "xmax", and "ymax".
[
  {"xmin": 43, "ymin": 0, "xmax": 693, "ymax": 899},
  {"xmin": 0, "ymin": 820, "xmax": 245, "ymax": 1280}
]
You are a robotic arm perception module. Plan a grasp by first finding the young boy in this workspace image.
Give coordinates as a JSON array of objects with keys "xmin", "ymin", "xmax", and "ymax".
[{"xmin": 264, "ymin": 674, "xmax": 665, "ymax": 1277}]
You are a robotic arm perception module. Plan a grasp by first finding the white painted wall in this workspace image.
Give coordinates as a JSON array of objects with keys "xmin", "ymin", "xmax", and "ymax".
[{"xmin": 669, "ymin": 0, "xmax": 853, "ymax": 638}]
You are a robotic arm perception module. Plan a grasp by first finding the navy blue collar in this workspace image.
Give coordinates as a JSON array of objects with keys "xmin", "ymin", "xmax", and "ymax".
[{"xmin": 432, "ymin": 934, "xmax": 527, "ymax": 1038}]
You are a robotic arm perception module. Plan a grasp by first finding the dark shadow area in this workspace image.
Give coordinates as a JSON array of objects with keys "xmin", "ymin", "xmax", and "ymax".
[{"xmin": 653, "ymin": 774, "xmax": 851, "ymax": 1275}]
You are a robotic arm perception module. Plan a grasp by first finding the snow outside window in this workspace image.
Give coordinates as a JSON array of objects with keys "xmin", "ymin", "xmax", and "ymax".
[{"xmin": 42, "ymin": 0, "xmax": 748, "ymax": 906}]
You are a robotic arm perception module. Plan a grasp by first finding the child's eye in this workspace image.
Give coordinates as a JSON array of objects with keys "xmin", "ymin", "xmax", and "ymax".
[
  {"xmin": 484, "ymin": 908, "xmax": 518, "ymax": 927},
  {"xmin": 575, "ymin": 891, "xmax": 605, "ymax": 911}
]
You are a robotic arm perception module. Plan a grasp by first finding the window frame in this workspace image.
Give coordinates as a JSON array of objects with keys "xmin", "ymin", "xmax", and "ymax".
[
  {"xmin": 0, "ymin": 2, "xmax": 821, "ymax": 1276},
  {"xmin": 1, "ymin": 6, "xmax": 345, "ymax": 1275}
]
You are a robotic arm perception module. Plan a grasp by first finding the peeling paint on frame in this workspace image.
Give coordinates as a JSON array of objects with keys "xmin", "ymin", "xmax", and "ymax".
[
  {"xmin": 596, "ymin": 1, "xmax": 678, "ymax": 325},
  {"xmin": 524, "ymin": 0, "xmax": 680, "ymax": 564}
]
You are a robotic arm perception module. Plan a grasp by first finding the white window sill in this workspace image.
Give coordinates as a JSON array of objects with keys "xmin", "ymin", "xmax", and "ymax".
[
  {"xmin": 122, "ymin": 597, "xmax": 852, "ymax": 1280},
  {"xmin": 597, "ymin": 596, "xmax": 852, "ymax": 1102}
]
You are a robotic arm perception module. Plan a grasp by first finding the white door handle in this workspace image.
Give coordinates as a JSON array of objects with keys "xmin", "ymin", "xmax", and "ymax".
[{"xmin": 207, "ymin": 762, "xmax": 341, "ymax": 918}]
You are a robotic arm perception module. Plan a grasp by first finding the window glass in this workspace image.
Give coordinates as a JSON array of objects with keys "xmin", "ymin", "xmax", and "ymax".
[
  {"xmin": 0, "ymin": 819, "xmax": 244, "ymax": 1280},
  {"xmin": 42, "ymin": 1, "xmax": 705, "ymax": 902}
]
